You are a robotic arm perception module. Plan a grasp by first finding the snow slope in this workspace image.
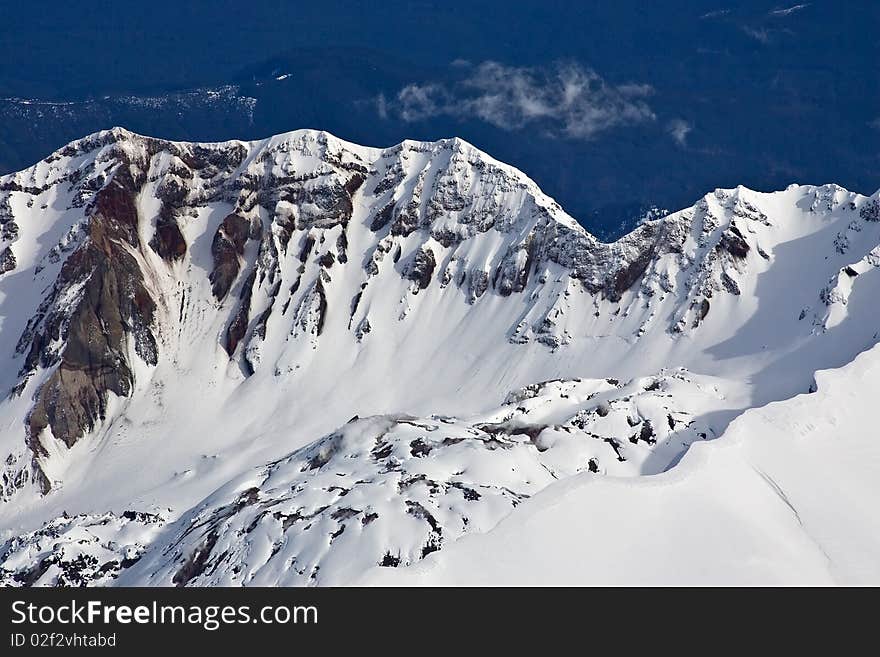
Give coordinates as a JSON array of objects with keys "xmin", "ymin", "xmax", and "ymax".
[
  {"xmin": 358, "ymin": 343, "xmax": 880, "ymax": 586},
  {"xmin": 0, "ymin": 127, "xmax": 877, "ymax": 585}
]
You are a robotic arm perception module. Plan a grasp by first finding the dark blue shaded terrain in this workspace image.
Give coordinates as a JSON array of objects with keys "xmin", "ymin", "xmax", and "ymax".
[{"xmin": 0, "ymin": 0, "xmax": 876, "ymax": 238}]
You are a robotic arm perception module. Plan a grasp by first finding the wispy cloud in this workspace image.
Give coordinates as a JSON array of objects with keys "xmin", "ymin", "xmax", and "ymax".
[
  {"xmin": 667, "ymin": 119, "xmax": 693, "ymax": 147},
  {"xmin": 375, "ymin": 61, "xmax": 655, "ymax": 140},
  {"xmin": 770, "ymin": 3, "xmax": 810, "ymax": 16},
  {"xmin": 742, "ymin": 25, "xmax": 772, "ymax": 43},
  {"xmin": 869, "ymin": 117, "xmax": 880, "ymax": 131},
  {"xmin": 700, "ymin": 8, "xmax": 731, "ymax": 20}
]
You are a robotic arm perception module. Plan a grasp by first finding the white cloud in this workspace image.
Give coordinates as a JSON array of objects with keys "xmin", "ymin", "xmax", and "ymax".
[
  {"xmin": 377, "ymin": 61, "xmax": 655, "ymax": 140},
  {"xmin": 375, "ymin": 93, "xmax": 389, "ymax": 120},
  {"xmin": 667, "ymin": 119, "xmax": 693, "ymax": 147},
  {"xmin": 395, "ymin": 83, "xmax": 451, "ymax": 122},
  {"xmin": 770, "ymin": 3, "xmax": 810, "ymax": 16},
  {"xmin": 700, "ymin": 8, "xmax": 731, "ymax": 20},
  {"xmin": 742, "ymin": 25, "xmax": 772, "ymax": 43}
]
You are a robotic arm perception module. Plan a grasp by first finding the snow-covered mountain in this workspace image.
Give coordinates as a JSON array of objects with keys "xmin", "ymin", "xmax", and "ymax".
[{"xmin": 0, "ymin": 128, "xmax": 877, "ymax": 586}]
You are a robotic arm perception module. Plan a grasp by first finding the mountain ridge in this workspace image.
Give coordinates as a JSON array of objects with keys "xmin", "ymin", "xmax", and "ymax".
[{"xmin": 0, "ymin": 127, "xmax": 878, "ymax": 585}]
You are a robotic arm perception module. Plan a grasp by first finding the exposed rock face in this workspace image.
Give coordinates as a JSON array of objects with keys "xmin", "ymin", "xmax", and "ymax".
[
  {"xmin": 370, "ymin": 202, "xmax": 395, "ymax": 232},
  {"xmin": 225, "ymin": 271, "xmax": 255, "ymax": 357},
  {"xmin": 0, "ymin": 511, "xmax": 164, "ymax": 587},
  {"xmin": 0, "ymin": 247, "xmax": 14, "ymax": 275},
  {"xmin": 718, "ymin": 224, "xmax": 750, "ymax": 259},
  {"xmin": 292, "ymin": 278, "xmax": 328, "ymax": 343},
  {"xmin": 0, "ymin": 197, "xmax": 18, "ymax": 242},
  {"xmin": 404, "ymin": 247, "xmax": 436, "ymax": 291},
  {"xmin": 150, "ymin": 214, "xmax": 187, "ymax": 261},
  {"xmin": 606, "ymin": 243, "xmax": 655, "ymax": 302},
  {"xmin": 26, "ymin": 244, "xmax": 157, "ymax": 447},
  {"xmin": 209, "ymin": 213, "xmax": 249, "ymax": 300},
  {"xmin": 15, "ymin": 166, "xmax": 158, "ymax": 490},
  {"xmin": 860, "ymin": 198, "xmax": 879, "ymax": 222}
]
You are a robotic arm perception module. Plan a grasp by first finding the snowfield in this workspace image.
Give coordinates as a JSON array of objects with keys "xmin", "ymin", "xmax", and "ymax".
[
  {"xmin": 358, "ymin": 345, "xmax": 880, "ymax": 586},
  {"xmin": 0, "ymin": 127, "xmax": 877, "ymax": 586}
]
